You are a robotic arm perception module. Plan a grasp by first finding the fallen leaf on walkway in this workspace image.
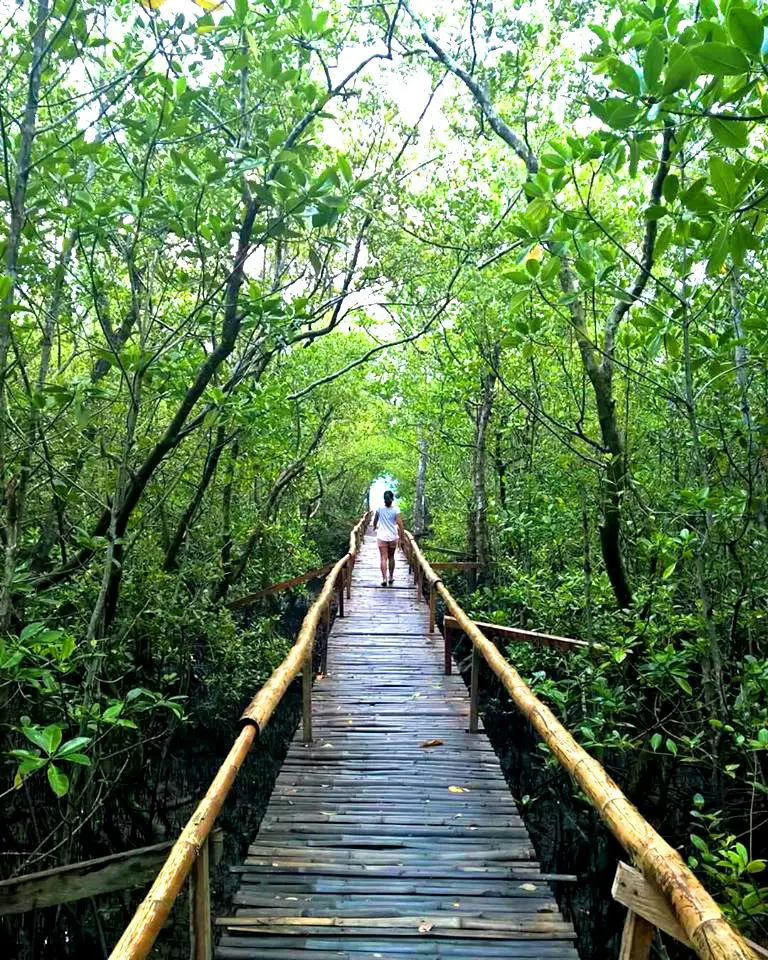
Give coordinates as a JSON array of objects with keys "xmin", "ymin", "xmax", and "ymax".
[
  {"xmin": 520, "ymin": 882, "xmax": 537, "ymax": 892},
  {"xmin": 418, "ymin": 921, "xmax": 434, "ymax": 934},
  {"xmin": 448, "ymin": 785, "xmax": 467, "ymax": 793},
  {"xmin": 420, "ymin": 738, "xmax": 443, "ymax": 749}
]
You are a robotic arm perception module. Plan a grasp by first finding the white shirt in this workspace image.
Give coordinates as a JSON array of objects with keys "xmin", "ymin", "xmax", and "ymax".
[{"xmin": 376, "ymin": 505, "xmax": 400, "ymax": 542}]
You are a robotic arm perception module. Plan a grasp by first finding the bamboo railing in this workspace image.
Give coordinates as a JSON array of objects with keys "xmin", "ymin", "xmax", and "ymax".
[
  {"xmin": 108, "ymin": 512, "xmax": 370, "ymax": 960},
  {"xmin": 402, "ymin": 530, "xmax": 760, "ymax": 960}
]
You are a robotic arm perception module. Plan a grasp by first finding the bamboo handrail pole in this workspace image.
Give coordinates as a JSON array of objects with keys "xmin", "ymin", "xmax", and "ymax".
[
  {"xmin": 109, "ymin": 725, "xmax": 256, "ymax": 960},
  {"xmin": 111, "ymin": 517, "xmax": 366, "ymax": 960},
  {"xmin": 403, "ymin": 531, "xmax": 758, "ymax": 960}
]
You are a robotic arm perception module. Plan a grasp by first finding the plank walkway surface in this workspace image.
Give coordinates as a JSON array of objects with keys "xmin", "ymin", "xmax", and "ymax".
[{"xmin": 216, "ymin": 533, "xmax": 579, "ymax": 959}]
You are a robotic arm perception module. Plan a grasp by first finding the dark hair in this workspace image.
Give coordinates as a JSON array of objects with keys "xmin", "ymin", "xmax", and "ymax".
[{"xmin": 383, "ymin": 490, "xmax": 394, "ymax": 505}]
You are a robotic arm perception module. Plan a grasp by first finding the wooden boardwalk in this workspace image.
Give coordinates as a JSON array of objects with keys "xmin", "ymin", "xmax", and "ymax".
[{"xmin": 216, "ymin": 534, "xmax": 579, "ymax": 959}]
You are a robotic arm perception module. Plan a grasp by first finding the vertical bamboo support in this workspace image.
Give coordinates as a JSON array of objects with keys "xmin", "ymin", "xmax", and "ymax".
[
  {"xmin": 619, "ymin": 910, "xmax": 655, "ymax": 960},
  {"xmin": 469, "ymin": 644, "xmax": 480, "ymax": 733},
  {"xmin": 337, "ymin": 577, "xmax": 345, "ymax": 618},
  {"xmin": 189, "ymin": 838, "xmax": 211, "ymax": 960},
  {"xmin": 302, "ymin": 654, "xmax": 313, "ymax": 743},
  {"xmin": 429, "ymin": 584, "xmax": 436, "ymax": 632},
  {"xmin": 443, "ymin": 623, "xmax": 452, "ymax": 675}
]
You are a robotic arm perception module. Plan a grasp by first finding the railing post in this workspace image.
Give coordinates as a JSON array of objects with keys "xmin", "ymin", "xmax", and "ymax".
[
  {"xmin": 429, "ymin": 583, "xmax": 436, "ymax": 633},
  {"xmin": 443, "ymin": 623, "xmax": 452, "ymax": 675},
  {"xmin": 619, "ymin": 909, "xmax": 655, "ymax": 960},
  {"xmin": 469, "ymin": 643, "xmax": 480, "ymax": 734},
  {"xmin": 302, "ymin": 653, "xmax": 313, "ymax": 743},
  {"xmin": 345, "ymin": 557, "xmax": 351, "ymax": 599},
  {"xmin": 337, "ymin": 575, "xmax": 345, "ymax": 618},
  {"xmin": 189, "ymin": 837, "xmax": 212, "ymax": 960}
]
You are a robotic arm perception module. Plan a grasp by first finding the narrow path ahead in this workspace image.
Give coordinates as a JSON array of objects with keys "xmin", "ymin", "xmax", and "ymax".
[{"xmin": 216, "ymin": 533, "xmax": 579, "ymax": 958}]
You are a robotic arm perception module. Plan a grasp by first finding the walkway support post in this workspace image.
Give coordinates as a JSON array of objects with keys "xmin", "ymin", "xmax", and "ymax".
[
  {"xmin": 429, "ymin": 584, "xmax": 436, "ymax": 633},
  {"xmin": 336, "ymin": 576, "xmax": 345, "ymax": 618},
  {"xmin": 469, "ymin": 644, "xmax": 480, "ymax": 734},
  {"xmin": 189, "ymin": 838, "xmax": 211, "ymax": 960},
  {"xmin": 302, "ymin": 654, "xmax": 312, "ymax": 743},
  {"xmin": 619, "ymin": 910, "xmax": 655, "ymax": 960},
  {"xmin": 444, "ymin": 621, "xmax": 452, "ymax": 675}
]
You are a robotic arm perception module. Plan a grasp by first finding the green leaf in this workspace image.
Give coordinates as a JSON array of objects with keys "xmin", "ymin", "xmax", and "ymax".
[
  {"xmin": 23, "ymin": 724, "xmax": 60, "ymax": 755},
  {"xmin": 690, "ymin": 833, "xmax": 708, "ymax": 853},
  {"xmin": 235, "ymin": 0, "xmax": 248, "ymax": 23},
  {"xmin": 650, "ymin": 732, "xmax": 662, "ymax": 751},
  {"xmin": 662, "ymin": 560, "xmax": 676, "ymax": 579},
  {"xmin": 708, "ymin": 116, "xmax": 748, "ymax": 149},
  {"xmin": 604, "ymin": 98, "xmax": 640, "ymax": 129},
  {"xmin": 674, "ymin": 675, "xmax": 693, "ymax": 695},
  {"xmin": 726, "ymin": 8, "xmax": 763, "ymax": 58},
  {"xmin": 643, "ymin": 37, "xmax": 665, "ymax": 91},
  {"xmin": 60, "ymin": 752, "xmax": 91, "ymax": 766},
  {"xmin": 706, "ymin": 225, "xmax": 730, "ymax": 277},
  {"xmin": 666, "ymin": 737, "xmax": 678, "ymax": 755},
  {"xmin": 47, "ymin": 763, "xmax": 69, "ymax": 798},
  {"xmin": 690, "ymin": 42, "xmax": 749, "ymax": 76},
  {"xmin": 663, "ymin": 52, "xmax": 697, "ymax": 94},
  {"xmin": 299, "ymin": 0, "xmax": 313, "ymax": 33},
  {"xmin": 662, "ymin": 173, "xmax": 679, "ymax": 204},
  {"xmin": 57, "ymin": 736, "xmax": 91, "ymax": 757},
  {"xmin": 747, "ymin": 859, "xmax": 766, "ymax": 873},
  {"xmin": 708, "ymin": 156, "xmax": 735, "ymax": 204},
  {"xmin": 612, "ymin": 59, "xmax": 641, "ymax": 96}
]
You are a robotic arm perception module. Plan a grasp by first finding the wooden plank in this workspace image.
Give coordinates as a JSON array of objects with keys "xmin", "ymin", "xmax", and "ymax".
[
  {"xmin": 618, "ymin": 910, "xmax": 655, "ymax": 960},
  {"xmin": 215, "ymin": 534, "xmax": 579, "ymax": 960},
  {"xmin": 612, "ymin": 863, "xmax": 768, "ymax": 959},
  {"xmin": 190, "ymin": 838, "xmax": 212, "ymax": 960},
  {"xmin": 0, "ymin": 842, "xmax": 172, "ymax": 915}
]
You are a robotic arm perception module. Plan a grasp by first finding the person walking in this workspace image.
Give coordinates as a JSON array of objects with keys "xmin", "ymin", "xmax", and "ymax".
[{"xmin": 372, "ymin": 490, "xmax": 404, "ymax": 587}]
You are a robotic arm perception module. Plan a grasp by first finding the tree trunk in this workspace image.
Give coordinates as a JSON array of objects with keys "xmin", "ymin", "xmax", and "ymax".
[
  {"xmin": 730, "ymin": 268, "xmax": 765, "ymax": 527},
  {"xmin": 0, "ymin": 0, "xmax": 50, "ymax": 629},
  {"xmin": 163, "ymin": 426, "xmax": 231, "ymax": 572},
  {"xmin": 413, "ymin": 436, "xmax": 428, "ymax": 537},
  {"xmin": 470, "ymin": 367, "xmax": 496, "ymax": 582}
]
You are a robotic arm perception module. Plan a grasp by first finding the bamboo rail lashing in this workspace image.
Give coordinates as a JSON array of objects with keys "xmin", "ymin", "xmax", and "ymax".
[
  {"xmin": 108, "ymin": 513, "xmax": 370, "ymax": 960},
  {"xmin": 402, "ymin": 531, "xmax": 759, "ymax": 960}
]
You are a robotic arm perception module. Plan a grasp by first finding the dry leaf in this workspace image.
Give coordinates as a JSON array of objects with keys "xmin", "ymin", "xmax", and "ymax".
[
  {"xmin": 520, "ymin": 882, "xmax": 537, "ymax": 892},
  {"xmin": 448, "ymin": 785, "xmax": 467, "ymax": 793},
  {"xmin": 420, "ymin": 738, "xmax": 443, "ymax": 749},
  {"xmin": 418, "ymin": 921, "xmax": 434, "ymax": 934}
]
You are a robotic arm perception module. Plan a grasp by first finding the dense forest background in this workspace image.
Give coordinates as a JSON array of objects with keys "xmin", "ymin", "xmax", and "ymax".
[{"xmin": 1, "ymin": 0, "xmax": 767, "ymax": 954}]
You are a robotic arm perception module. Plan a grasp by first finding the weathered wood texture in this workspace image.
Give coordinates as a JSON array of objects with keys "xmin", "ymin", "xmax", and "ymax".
[
  {"xmin": 217, "ymin": 534, "xmax": 579, "ymax": 959},
  {"xmin": 0, "ymin": 842, "xmax": 172, "ymax": 915}
]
